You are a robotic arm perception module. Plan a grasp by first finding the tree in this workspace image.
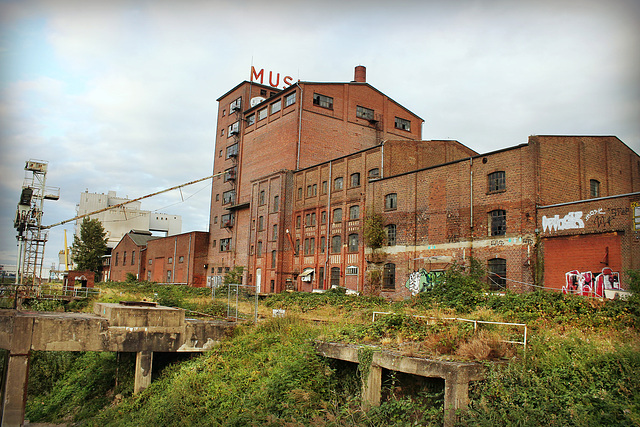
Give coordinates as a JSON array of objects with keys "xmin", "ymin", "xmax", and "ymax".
[{"xmin": 71, "ymin": 218, "xmax": 108, "ymax": 280}]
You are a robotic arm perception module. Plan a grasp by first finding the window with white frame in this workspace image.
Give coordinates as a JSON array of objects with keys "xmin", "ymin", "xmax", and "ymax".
[{"xmin": 394, "ymin": 117, "xmax": 411, "ymax": 131}]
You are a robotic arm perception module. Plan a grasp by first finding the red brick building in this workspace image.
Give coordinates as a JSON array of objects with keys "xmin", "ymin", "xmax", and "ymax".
[
  {"xmin": 205, "ymin": 66, "xmax": 640, "ymax": 298},
  {"xmin": 110, "ymin": 230, "xmax": 209, "ymax": 287}
]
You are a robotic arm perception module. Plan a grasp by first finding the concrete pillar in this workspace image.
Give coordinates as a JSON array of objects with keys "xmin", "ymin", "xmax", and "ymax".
[
  {"xmin": 361, "ymin": 364, "xmax": 382, "ymax": 409},
  {"xmin": 443, "ymin": 373, "xmax": 471, "ymax": 427},
  {"xmin": 1, "ymin": 315, "xmax": 34, "ymax": 427},
  {"xmin": 1, "ymin": 353, "xmax": 30, "ymax": 427},
  {"xmin": 134, "ymin": 351, "xmax": 153, "ymax": 394}
]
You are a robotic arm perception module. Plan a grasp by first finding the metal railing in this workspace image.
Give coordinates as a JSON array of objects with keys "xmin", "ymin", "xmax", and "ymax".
[{"xmin": 372, "ymin": 311, "xmax": 527, "ymax": 348}]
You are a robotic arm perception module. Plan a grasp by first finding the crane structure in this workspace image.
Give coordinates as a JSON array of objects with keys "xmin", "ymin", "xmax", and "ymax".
[{"xmin": 13, "ymin": 160, "xmax": 59, "ymax": 288}]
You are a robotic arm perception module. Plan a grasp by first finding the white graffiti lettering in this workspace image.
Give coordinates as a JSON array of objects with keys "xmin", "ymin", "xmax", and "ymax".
[
  {"xmin": 584, "ymin": 208, "xmax": 605, "ymax": 222},
  {"xmin": 542, "ymin": 211, "xmax": 585, "ymax": 232}
]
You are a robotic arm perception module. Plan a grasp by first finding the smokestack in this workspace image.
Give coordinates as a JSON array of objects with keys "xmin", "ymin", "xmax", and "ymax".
[{"xmin": 354, "ymin": 65, "xmax": 366, "ymax": 83}]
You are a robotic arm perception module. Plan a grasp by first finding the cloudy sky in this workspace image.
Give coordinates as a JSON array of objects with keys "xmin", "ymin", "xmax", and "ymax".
[{"xmin": 1, "ymin": 0, "xmax": 638, "ymax": 274}]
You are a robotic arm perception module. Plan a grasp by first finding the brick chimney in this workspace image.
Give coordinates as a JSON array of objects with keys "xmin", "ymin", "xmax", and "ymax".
[{"xmin": 354, "ymin": 65, "xmax": 366, "ymax": 83}]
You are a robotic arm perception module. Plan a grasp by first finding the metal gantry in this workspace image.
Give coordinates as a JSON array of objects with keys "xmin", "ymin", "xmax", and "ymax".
[{"xmin": 14, "ymin": 160, "xmax": 59, "ymax": 289}]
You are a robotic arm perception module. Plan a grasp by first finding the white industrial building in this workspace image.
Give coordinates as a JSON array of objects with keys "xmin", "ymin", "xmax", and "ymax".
[{"xmin": 75, "ymin": 190, "xmax": 182, "ymax": 249}]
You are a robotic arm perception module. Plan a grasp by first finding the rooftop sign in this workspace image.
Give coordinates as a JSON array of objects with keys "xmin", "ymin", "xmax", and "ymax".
[{"xmin": 250, "ymin": 66, "xmax": 294, "ymax": 90}]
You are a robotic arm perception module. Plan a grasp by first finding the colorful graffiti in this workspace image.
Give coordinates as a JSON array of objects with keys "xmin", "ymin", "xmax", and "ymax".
[
  {"xmin": 405, "ymin": 269, "xmax": 445, "ymax": 295},
  {"xmin": 542, "ymin": 211, "xmax": 585, "ymax": 232},
  {"xmin": 563, "ymin": 267, "xmax": 621, "ymax": 298}
]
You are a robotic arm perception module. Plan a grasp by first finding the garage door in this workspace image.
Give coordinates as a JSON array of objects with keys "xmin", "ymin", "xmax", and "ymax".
[{"xmin": 542, "ymin": 232, "xmax": 621, "ymax": 291}]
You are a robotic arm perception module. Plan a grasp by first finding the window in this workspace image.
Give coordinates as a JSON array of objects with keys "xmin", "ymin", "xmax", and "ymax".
[
  {"xmin": 590, "ymin": 179, "xmax": 600, "ymax": 198},
  {"xmin": 222, "ymin": 190, "xmax": 235, "ymax": 205},
  {"xmin": 319, "ymin": 267, "xmax": 325, "ymax": 288},
  {"xmin": 320, "ymin": 236, "xmax": 326, "ymax": 253},
  {"xmin": 246, "ymin": 114, "xmax": 255, "ymax": 126},
  {"xmin": 383, "ymin": 263, "xmax": 396, "ymax": 290},
  {"xmin": 271, "ymin": 250, "xmax": 277, "ymax": 268},
  {"xmin": 270, "ymin": 100, "xmax": 281, "ymax": 114},
  {"xmin": 350, "ymin": 173, "xmax": 360, "ymax": 187},
  {"xmin": 488, "ymin": 171, "xmax": 506, "ymax": 193},
  {"xmin": 285, "ymin": 92, "xmax": 296, "ymax": 107},
  {"xmin": 334, "ymin": 177, "xmax": 343, "ymax": 190},
  {"xmin": 259, "ymin": 190, "xmax": 266, "ymax": 205},
  {"xmin": 330, "ymin": 267, "xmax": 340, "ymax": 288},
  {"xmin": 258, "ymin": 216, "xmax": 264, "ymax": 231},
  {"xmin": 226, "ymin": 143, "xmax": 238, "ymax": 158},
  {"xmin": 224, "ymin": 167, "xmax": 237, "ymax": 182},
  {"xmin": 394, "ymin": 117, "xmax": 411, "ymax": 131},
  {"xmin": 167, "ymin": 270, "xmax": 172, "ymax": 282},
  {"xmin": 295, "ymin": 239, "xmax": 300, "ymax": 254},
  {"xmin": 115, "ymin": 252, "xmax": 119, "ymax": 266},
  {"xmin": 131, "ymin": 250, "xmax": 135, "ymax": 265},
  {"xmin": 321, "ymin": 211, "xmax": 327, "ymax": 224},
  {"xmin": 333, "ymin": 208, "xmax": 342, "ymax": 222},
  {"xmin": 272, "ymin": 224, "xmax": 278, "ymax": 240},
  {"xmin": 385, "ymin": 193, "xmax": 397, "ymax": 210},
  {"xmin": 321, "ymin": 181, "xmax": 328, "ymax": 194},
  {"xmin": 257, "ymin": 241, "xmax": 263, "ymax": 257},
  {"xmin": 220, "ymin": 238, "xmax": 231, "ymax": 251},
  {"xmin": 368, "ymin": 168, "xmax": 380, "ymax": 179},
  {"xmin": 305, "ymin": 212, "xmax": 316, "ymax": 226},
  {"xmin": 307, "ymin": 185, "xmax": 313, "ymax": 197},
  {"xmin": 488, "ymin": 258, "xmax": 507, "ymax": 290},
  {"xmin": 221, "ymin": 213, "xmax": 234, "ymax": 228},
  {"xmin": 258, "ymin": 107, "xmax": 268, "ymax": 121},
  {"xmin": 348, "ymin": 233, "xmax": 359, "ymax": 252},
  {"xmin": 490, "ymin": 209, "xmax": 507, "ymax": 236},
  {"xmin": 298, "ymin": 187, "xmax": 303, "ymax": 199},
  {"xmin": 168, "ymin": 257, "xmax": 173, "ymax": 264},
  {"xmin": 304, "ymin": 238, "xmax": 315, "ymax": 255},
  {"xmin": 260, "ymin": 89, "xmax": 267, "ymax": 96},
  {"xmin": 356, "ymin": 105, "xmax": 374, "ymax": 120},
  {"xmin": 349, "ymin": 205, "xmax": 359, "ymax": 220},
  {"xmin": 346, "ymin": 266, "xmax": 358, "ymax": 275},
  {"xmin": 123, "ymin": 251, "xmax": 126, "ymax": 265},
  {"xmin": 331, "ymin": 235, "xmax": 342, "ymax": 253},
  {"xmin": 296, "ymin": 215, "xmax": 301, "ymax": 228},
  {"xmin": 179, "ymin": 256, "xmax": 184, "ymax": 263},
  {"xmin": 385, "ymin": 224, "xmax": 397, "ymax": 246},
  {"xmin": 221, "ymin": 128, "xmax": 224, "ymax": 136},
  {"xmin": 148, "ymin": 259, "xmax": 152, "ymax": 265},
  {"xmin": 273, "ymin": 195, "xmax": 279, "ymax": 211},
  {"xmin": 228, "ymin": 121, "xmax": 240, "ymax": 135},
  {"xmin": 313, "ymin": 93, "xmax": 333, "ymax": 109},
  {"xmin": 229, "ymin": 97, "xmax": 241, "ymax": 112}
]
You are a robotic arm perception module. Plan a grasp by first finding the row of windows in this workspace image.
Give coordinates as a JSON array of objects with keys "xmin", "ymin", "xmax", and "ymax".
[
  {"xmin": 296, "ymin": 205, "xmax": 360, "ymax": 227},
  {"xmin": 246, "ymin": 93, "xmax": 296, "ymax": 127},
  {"xmin": 297, "ymin": 170, "xmax": 380, "ymax": 200},
  {"xmin": 291, "ymin": 233, "xmax": 361, "ymax": 254},
  {"xmin": 114, "ymin": 251, "xmax": 187, "ymax": 267},
  {"xmin": 312, "ymin": 92, "xmax": 410, "ymax": 132}
]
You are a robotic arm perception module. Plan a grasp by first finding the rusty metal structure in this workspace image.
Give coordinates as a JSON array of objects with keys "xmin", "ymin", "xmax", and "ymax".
[{"xmin": 13, "ymin": 159, "xmax": 59, "ymax": 288}]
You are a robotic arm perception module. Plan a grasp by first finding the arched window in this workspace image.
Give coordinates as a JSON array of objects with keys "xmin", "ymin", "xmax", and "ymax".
[
  {"xmin": 349, "ymin": 205, "xmax": 360, "ymax": 220},
  {"xmin": 350, "ymin": 173, "xmax": 360, "ymax": 187},
  {"xmin": 348, "ymin": 233, "xmax": 359, "ymax": 252},
  {"xmin": 331, "ymin": 235, "xmax": 342, "ymax": 253},
  {"xmin": 333, "ymin": 208, "xmax": 343, "ymax": 223},
  {"xmin": 385, "ymin": 193, "xmax": 397, "ymax": 210},
  {"xmin": 489, "ymin": 210, "xmax": 506, "ymax": 236},
  {"xmin": 385, "ymin": 224, "xmax": 397, "ymax": 246},
  {"xmin": 488, "ymin": 258, "xmax": 507, "ymax": 290},
  {"xmin": 330, "ymin": 267, "xmax": 341, "ymax": 288},
  {"xmin": 383, "ymin": 263, "xmax": 396, "ymax": 290}
]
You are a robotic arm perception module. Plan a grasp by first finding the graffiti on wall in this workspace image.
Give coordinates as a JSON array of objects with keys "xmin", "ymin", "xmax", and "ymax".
[
  {"xmin": 563, "ymin": 267, "xmax": 621, "ymax": 298},
  {"xmin": 542, "ymin": 211, "xmax": 585, "ymax": 232},
  {"xmin": 405, "ymin": 269, "xmax": 445, "ymax": 295}
]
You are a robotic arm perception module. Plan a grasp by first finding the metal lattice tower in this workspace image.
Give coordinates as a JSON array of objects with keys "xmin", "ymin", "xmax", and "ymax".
[{"xmin": 14, "ymin": 160, "xmax": 59, "ymax": 288}]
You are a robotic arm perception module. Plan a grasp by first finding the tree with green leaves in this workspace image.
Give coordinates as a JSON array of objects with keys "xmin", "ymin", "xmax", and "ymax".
[{"xmin": 71, "ymin": 218, "xmax": 108, "ymax": 280}]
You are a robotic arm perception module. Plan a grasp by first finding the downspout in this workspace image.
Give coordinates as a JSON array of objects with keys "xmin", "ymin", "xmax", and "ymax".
[
  {"xmin": 186, "ymin": 234, "xmax": 192, "ymax": 285},
  {"xmin": 469, "ymin": 157, "xmax": 474, "ymax": 264},
  {"xmin": 172, "ymin": 237, "xmax": 177, "ymax": 283},
  {"xmin": 140, "ymin": 247, "xmax": 146, "ymax": 281},
  {"xmin": 296, "ymin": 83, "xmax": 304, "ymax": 170},
  {"xmin": 380, "ymin": 140, "xmax": 385, "ymax": 179}
]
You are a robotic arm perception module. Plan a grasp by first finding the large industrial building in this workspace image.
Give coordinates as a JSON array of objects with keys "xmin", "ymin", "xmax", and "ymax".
[
  {"xmin": 76, "ymin": 190, "xmax": 182, "ymax": 249},
  {"xmin": 106, "ymin": 66, "xmax": 639, "ymax": 296}
]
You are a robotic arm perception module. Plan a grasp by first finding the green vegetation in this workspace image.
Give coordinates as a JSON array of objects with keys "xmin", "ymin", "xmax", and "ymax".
[
  {"xmin": 71, "ymin": 217, "xmax": 108, "ymax": 280},
  {"xmin": 20, "ymin": 268, "xmax": 640, "ymax": 426}
]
